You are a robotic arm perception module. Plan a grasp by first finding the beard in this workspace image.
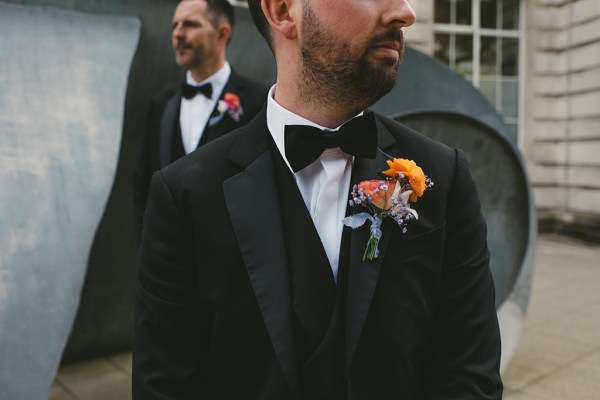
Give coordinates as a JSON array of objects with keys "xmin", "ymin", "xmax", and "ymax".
[
  {"xmin": 299, "ymin": 4, "xmax": 404, "ymax": 114},
  {"xmin": 174, "ymin": 40, "xmax": 206, "ymax": 70}
]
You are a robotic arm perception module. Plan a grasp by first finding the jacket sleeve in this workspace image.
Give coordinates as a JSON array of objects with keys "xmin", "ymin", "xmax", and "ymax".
[
  {"xmin": 132, "ymin": 101, "xmax": 156, "ymax": 243},
  {"xmin": 427, "ymin": 149, "xmax": 503, "ymax": 399},
  {"xmin": 132, "ymin": 171, "xmax": 209, "ymax": 399}
]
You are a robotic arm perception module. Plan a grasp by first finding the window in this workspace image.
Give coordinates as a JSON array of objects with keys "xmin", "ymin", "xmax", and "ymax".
[{"xmin": 434, "ymin": 0, "xmax": 522, "ymax": 140}]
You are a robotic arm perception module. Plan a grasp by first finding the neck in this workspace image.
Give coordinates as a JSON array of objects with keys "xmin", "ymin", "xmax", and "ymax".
[
  {"xmin": 274, "ymin": 74, "xmax": 363, "ymax": 129},
  {"xmin": 189, "ymin": 57, "xmax": 226, "ymax": 83},
  {"xmin": 272, "ymin": 48, "xmax": 366, "ymax": 128}
]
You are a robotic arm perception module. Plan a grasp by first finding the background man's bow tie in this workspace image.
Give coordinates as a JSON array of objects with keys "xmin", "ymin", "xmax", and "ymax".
[
  {"xmin": 181, "ymin": 82, "xmax": 213, "ymax": 99},
  {"xmin": 284, "ymin": 112, "xmax": 378, "ymax": 172}
]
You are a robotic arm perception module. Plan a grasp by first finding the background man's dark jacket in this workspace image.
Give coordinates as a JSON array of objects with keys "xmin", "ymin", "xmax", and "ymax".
[{"xmin": 133, "ymin": 70, "xmax": 269, "ymax": 236}]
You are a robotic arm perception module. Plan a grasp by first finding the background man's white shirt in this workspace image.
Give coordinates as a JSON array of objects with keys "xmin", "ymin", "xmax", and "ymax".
[{"xmin": 180, "ymin": 62, "xmax": 231, "ymax": 154}]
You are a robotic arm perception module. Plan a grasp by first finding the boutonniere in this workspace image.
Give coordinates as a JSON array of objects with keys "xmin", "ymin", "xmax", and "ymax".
[
  {"xmin": 342, "ymin": 158, "xmax": 434, "ymax": 261},
  {"xmin": 218, "ymin": 92, "xmax": 244, "ymax": 121},
  {"xmin": 208, "ymin": 93, "xmax": 244, "ymax": 127}
]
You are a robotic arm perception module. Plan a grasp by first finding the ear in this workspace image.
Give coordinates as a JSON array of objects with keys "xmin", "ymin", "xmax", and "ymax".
[
  {"xmin": 217, "ymin": 22, "xmax": 232, "ymax": 44},
  {"xmin": 261, "ymin": 0, "xmax": 298, "ymax": 40}
]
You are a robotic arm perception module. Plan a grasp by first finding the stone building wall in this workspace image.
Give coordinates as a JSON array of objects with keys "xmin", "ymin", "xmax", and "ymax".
[
  {"xmin": 524, "ymin": 0, "xmax": 600, "ymax": 241},
  {"xmin": 404, "ymin": 0, "xmax": 435, "ymax": 54}
]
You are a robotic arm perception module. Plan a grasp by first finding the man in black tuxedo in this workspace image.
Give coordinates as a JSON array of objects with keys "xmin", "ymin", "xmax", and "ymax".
[
  {"xmin": 133, "ymin": 0, "xmax": 503, "ymax": 398},
  {"xmin": 133, "ymin": 0, "xmax": 269, "ymax": 235}
]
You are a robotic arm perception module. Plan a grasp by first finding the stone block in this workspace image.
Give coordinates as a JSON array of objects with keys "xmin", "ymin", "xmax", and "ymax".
[
  {"xmin": 568, "ymin": 165, "xmax": 600, "ymax": 188},
  {"xmin": 571, "ymin": 91, "xmax": 600, "ymax": 118},
  {"xmin": 535, "ymin": 0, "xmax": 572, "ymax": 7},
  {"xmin": 531, "ymin": 141, "xmax": 568, "ymax": 164},
  {"xmin": 529, "ymin": 119, "xmax": 569, "ymax": 140},
  {"xmin": 532, "ymin": 95, "xmax": 569, "ymax": 119},
  {"xmin": 531, "ymin": 6, "xmax": 560, "ymax": 29},
  {"xmin": 570, "ymin": 67, "xmax": 600, "ymax": 93},
  {"xmin": 533, "ymin": 50, "xmax": 567, "ymax": 74},
  {"xmin": 529, "ymin": 164, "xmax": 565, "ymax": 185},
  {"xmin": 533, "ymin": 186, "xmax": 566, "ymax": 211},
  {"xmin": 572, "ymin": 17, "xmax": 600, "ymax": 46},
  {"xmin": 410, "ymin": 0, "xmax": 433, "ymax": 22},
  {"xmin": 573, "ymin": 0, "xmax": 600, "ymax": 24},
  {"xmin": 534, "ymin": 28, "xmax": 568, "ymax": 51},
  {"xmin": 570, "ymin": 117, "xmax": 600, "ymax": 139},
  {"xmin": 532, "ymin": 74, "xmax": 567, "ymax": 96},
  {"xmin": 571, "ymin": 41, "xmax": 600, "ymax": 70},
  {"xmin": 570, "ymin": 140, "xmax": 600, "ymax": 164},
  {"xmin": 570, "ymin": 187, "xmax": 600, "ymax": 214}
]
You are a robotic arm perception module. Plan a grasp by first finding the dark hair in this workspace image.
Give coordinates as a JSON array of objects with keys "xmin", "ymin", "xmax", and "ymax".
[
  {"xmin": 205, "ymin": 0, "xmax": 235, "ymax": 30},
  {"xmin": 247, "ymin": 0, "xmax": 272, "ymax": 49}
]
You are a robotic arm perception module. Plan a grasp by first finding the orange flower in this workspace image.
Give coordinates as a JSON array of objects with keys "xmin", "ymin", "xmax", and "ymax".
[
  {"xmin": 357, "ymin": 180, "xmax": 397, "ymax": 210},
  {"xmin": 382, "ymin": 158, "xmax": 426, "ymax": 202},
  {"xmin": 223, "ymin": 93, "xmax": 240, "ymax": 108}
]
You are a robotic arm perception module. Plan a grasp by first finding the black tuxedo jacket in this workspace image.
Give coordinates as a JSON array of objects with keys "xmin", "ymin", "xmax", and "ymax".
[
  {"xmin": 133, "ymin": 108, "xmax": 503, "ymax": 399},
  {"xmin": 133, "ymin": 69, "xmax": 269, "ymax": 237}
]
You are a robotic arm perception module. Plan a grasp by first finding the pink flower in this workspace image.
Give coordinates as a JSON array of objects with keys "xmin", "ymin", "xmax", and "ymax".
[{"xmin": 356, "ymin": 180, "xmax": 397, "ymax": 210}]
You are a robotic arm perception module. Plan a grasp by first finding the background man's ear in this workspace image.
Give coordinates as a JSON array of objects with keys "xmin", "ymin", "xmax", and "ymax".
[{"xmin": 218, "ymin": 23, "xmax": 232, "ymax": 43}]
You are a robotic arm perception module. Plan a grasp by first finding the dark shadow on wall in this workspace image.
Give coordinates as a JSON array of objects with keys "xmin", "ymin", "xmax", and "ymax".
[{"xmin": 56, "ymin": 2, "xmax": 274, "ymax": 362}]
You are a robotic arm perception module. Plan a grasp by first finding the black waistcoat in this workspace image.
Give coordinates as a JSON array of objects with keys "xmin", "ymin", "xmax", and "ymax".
[{"xmin": 272, "ymin": 149, "xmax": 350, "ymax": 400}]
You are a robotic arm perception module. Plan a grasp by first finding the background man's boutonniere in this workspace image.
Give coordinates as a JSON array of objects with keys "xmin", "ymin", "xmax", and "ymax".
[
  {"xmin": 342, "ymin": 158, "xmax": 434, "ymax": 261},
  {"xmin": 208, "ymin": 93, "xmax": 244, "ymax": 127}
]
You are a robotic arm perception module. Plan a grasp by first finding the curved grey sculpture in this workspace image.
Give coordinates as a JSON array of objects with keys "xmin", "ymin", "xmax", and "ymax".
[
  {"xmin": 0, "ymin": 3, "xmax": 140, "ymax": 399},
  {"xmin": 392, "ymin": 112, "xmax": 536, "ymax": 372},
  {"xmin": 371, "ymin": 50, "xmax": 536, "ymax": 371}
]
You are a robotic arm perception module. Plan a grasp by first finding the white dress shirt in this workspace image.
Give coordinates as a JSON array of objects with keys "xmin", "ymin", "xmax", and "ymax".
[
  {"xmin": 179, "ymin": 62, "xmax": 231, "ymax": 154},
  {"xmin": 266, "ymin": 85, "xmax": 362, "ymax": 282}
]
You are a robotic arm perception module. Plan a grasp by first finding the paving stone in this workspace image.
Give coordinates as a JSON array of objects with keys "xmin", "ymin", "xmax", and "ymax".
[
  {"xmin": 49, "ymin": 383, "xmax": 78, "ymax": 400},
  {"xmin": 503, "ymin": 235, "xmax": 600, "ymax": 399},
  {"xmin": 521, "ymin": 348, "xmax": 600, "ymax": 399},
  {"xmin": 108, "ymin": 352, "xmax": 132, "ymax": 375},
  {"xmin": 55, "ymin": 359, "xmax": 131, "ymax": 400},
  {"xmin": 52, "ymin": 235, "xmax": 599, "ymax": 399}
]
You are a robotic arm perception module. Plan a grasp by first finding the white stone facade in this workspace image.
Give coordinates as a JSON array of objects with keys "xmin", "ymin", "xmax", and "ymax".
[
  {"xmin": 524, "ymin": 0, "xmax": 600, "ymax": 239},
  {"xmin": 402, "ymin": 0, "xmax": 600, "ymax": 240}
]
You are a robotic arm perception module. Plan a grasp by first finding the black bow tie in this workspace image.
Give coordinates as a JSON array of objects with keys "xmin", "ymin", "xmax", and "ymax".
[
  {"xmin": 181, "ymin": 82, "xmax": 213, "ymax": 99},
  {"xmin": 284, "ymin": 112, "xmax": 378, "ymax": 172}
]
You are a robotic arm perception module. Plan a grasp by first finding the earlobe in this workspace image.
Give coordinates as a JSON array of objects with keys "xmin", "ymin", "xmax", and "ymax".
[{"xmin": 261, "ymin": 0, "xmax": 298, "ymax": 40}]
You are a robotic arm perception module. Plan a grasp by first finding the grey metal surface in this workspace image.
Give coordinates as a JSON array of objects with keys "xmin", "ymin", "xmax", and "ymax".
[
  {"xmin": 0, "ymin": 3, "xmax": 140, "ymax": 399},
  {"xmin": 0, "ymin": 1, "xmax": 276, "ymax": 365},
  {"xmin": 395, "ymin": 111, "xmax": 535, "ymax": 371},
  {"xmin": 373, "ymin": 47, "xmax": 514, "ymax": 142}
]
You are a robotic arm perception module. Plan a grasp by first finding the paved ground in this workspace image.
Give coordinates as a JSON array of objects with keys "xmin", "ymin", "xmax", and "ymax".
[
  {"xmin": 50, "ymin": 234, "xmax": 600, "ymax": 400},
  {"xmin": 503, "ymin": 234, "xmax": 600, "ymax": 399}
]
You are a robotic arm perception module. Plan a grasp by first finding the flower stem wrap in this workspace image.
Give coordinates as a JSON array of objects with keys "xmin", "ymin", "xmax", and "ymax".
[{"xmin": 342, "ymin": 213, "xmax": 382, "ymax": 261}]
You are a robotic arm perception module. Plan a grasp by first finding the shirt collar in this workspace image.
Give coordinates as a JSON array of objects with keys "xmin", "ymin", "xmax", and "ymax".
[
  {"xmin": 186, "ymin": 62, "xmax": 231, "ymax": 93},
  {"xmin": 266, "ymin": 84, "xmax": 362, "ymax": 173}
]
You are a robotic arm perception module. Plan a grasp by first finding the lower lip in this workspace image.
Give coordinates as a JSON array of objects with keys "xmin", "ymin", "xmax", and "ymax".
[{"xmin": 372, "ymin": 46, "xmax": 399, "ymax": 59}]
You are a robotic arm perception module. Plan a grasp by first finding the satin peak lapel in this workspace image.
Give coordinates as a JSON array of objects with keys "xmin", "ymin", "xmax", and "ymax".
[
  {"xmin": 223, "ymin": 115, "xmax": 299, "ymax": 389},
  {"xmin": 345, "ymin": 146, "xmax": 395, "ymax": 373},
  {"xmin": 158, "ymin": 92, "xmax": 180, "ymax": 168}
]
